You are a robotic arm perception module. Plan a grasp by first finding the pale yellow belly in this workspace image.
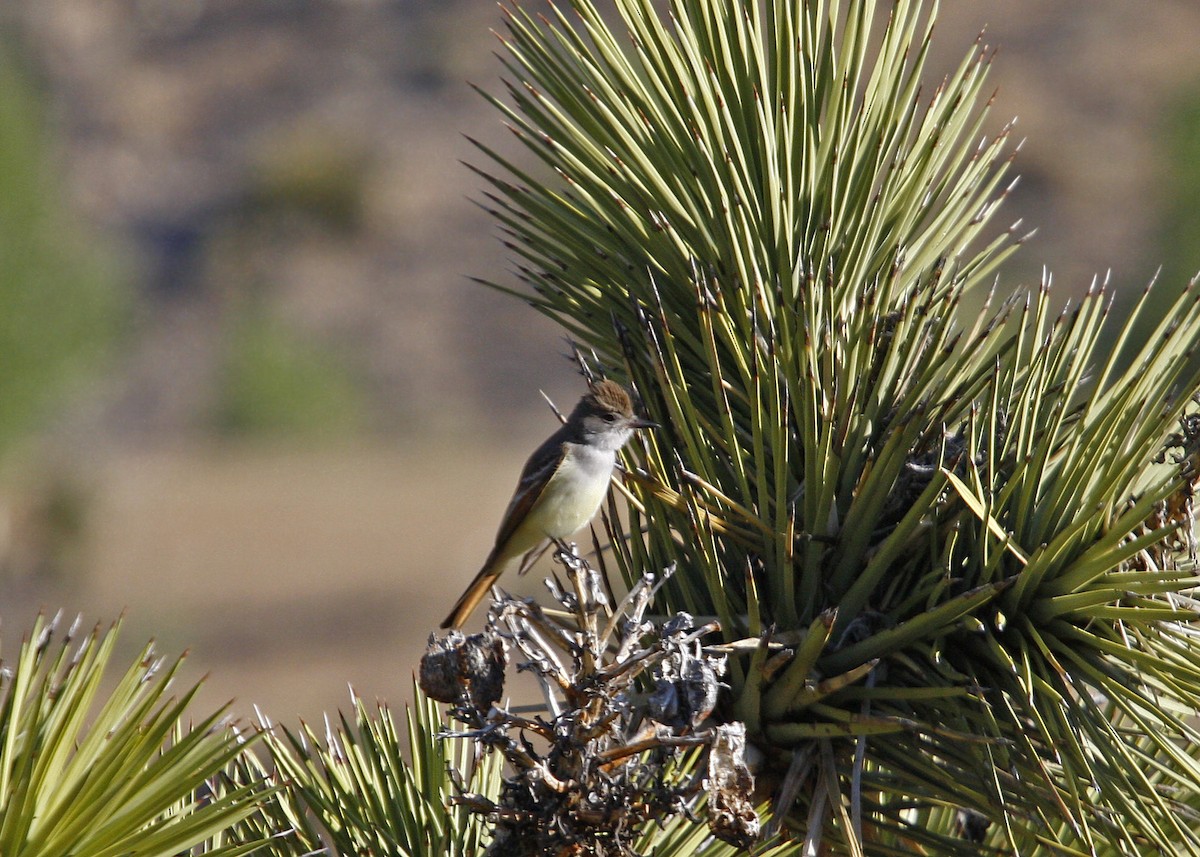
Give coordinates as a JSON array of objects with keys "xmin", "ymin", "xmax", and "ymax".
[
  {"xmin": 534, "ymin": 464, "xmax": 611, "ymax": 538},
  {"xmin": 505, "ymin": 451, "xmax": 613, "ymax": 558}
]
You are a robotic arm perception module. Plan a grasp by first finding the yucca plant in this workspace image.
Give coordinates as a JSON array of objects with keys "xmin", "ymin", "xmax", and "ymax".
[
  {"xmin": 258, "ymin": 679, "xmax": 503, "ymax": 856},
  {"xmin": 260, "ymin": 670, "xmax": 805, "ymax": 857},
  {"xmin": 0, "ymin": 613, "xmax": 273, "ymax": 857},
  {"xmin": 472, "ymin": 0, "xmax": 1200, "ymax": 853}
]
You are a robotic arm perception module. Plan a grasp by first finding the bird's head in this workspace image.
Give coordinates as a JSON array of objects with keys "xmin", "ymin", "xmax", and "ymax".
[{"xmin": 573, "ymin": 379, "xmax": 657, "ymax": 450}]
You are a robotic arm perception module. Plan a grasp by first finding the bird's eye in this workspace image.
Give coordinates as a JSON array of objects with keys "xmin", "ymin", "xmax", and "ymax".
[{"xmin": 602, "ymin": 413, "xmax": 617, "ymax": 422}]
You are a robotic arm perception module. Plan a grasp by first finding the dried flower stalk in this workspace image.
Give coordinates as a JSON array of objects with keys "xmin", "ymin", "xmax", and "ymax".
[{"xmin": 420, "ymin": 544, "xmax": 761, "ymax": 855}]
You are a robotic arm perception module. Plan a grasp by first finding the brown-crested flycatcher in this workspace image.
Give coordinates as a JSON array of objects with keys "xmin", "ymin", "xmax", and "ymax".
[{"xmin": 441, "ymin": 380, "xmax": 655, "ymax": 628}]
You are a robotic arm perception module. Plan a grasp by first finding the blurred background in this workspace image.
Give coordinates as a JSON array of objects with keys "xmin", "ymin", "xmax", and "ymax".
[{"xmin": 0, "ymin": 0, "xmax": 1199, "ymax": 726}]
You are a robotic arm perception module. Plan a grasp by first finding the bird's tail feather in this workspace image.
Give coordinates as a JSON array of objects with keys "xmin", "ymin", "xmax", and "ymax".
[{"xmin": 440, "ymin": 543, "xmax": 509, "ymax": 628}]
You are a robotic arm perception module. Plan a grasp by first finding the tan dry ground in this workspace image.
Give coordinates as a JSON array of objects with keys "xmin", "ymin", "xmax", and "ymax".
[{"xmin": 2, "ymin": 440, "xmax": 562, "ymax": 727}]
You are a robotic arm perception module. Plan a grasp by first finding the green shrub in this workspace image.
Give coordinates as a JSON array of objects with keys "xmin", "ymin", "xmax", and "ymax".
[
  {"xmin": 0, "ymin": 50, "xmax": 125, "ymax": 456},
  {"xmin": 215, "ymin": 309, "xmax": 365, "ymax": 439}
]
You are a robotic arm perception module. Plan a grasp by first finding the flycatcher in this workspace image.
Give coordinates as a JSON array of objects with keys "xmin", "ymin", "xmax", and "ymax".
[{"xmin": 441, "ymin": 380, "xmax": 656, "ymax": 628}]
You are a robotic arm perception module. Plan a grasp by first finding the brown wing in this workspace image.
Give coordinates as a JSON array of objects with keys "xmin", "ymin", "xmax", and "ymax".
[
  {"xmin": 489, "ymin": 426, "xmax": 569, "ymax": 555},
  {"xmin": 439, "ymin": 428, "xmax": 570, "ymax": 629}
]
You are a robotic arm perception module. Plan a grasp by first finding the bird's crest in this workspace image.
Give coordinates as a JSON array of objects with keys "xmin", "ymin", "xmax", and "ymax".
[{"xmin": 584, "ymin": 379, "xmax": 634, "ymax": 418}]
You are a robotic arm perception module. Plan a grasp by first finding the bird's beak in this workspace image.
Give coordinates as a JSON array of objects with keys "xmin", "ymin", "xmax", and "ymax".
[{"xmin": 629, "ymin": 417, "xmax": 658, "ymax": 430}]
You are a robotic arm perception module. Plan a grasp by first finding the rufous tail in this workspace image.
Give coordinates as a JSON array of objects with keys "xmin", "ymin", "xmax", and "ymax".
[{"xmin": 440, "ymin": 557, "xmax": 503, "ymax": 629}]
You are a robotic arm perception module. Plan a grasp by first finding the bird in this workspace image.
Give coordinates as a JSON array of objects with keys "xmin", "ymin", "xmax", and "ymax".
[{"xmin": 441, "ymin": 380, "xmax": 656, "ymax": 628}]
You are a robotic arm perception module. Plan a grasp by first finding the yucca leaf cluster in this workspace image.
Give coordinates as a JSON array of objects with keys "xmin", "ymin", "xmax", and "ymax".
[
  {"xmin": 475, "ymin": 0, "xmax": 1200, "ymax": 852},
  {"xmin": 0, "ymin": 614, "xmax": 270, "ymax": 857},
  {"xmin": 255, "ymin": 679, "xmax": 503, "ymax": 856}
]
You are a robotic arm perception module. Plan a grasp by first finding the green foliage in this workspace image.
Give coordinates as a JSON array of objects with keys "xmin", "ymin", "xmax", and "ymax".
[
  {"xmin": 1158, "ymin": 84, "xmax": 1200, "ymax": 290},
  {"xmin": 476, "ymin": 0, "xmax": 1200, "ymax": 853},
  {"xmin": 632, "ymin": 800, "xmax": 800, "ymax": 857},
  {"xmin": 0, "ymin": 51, "xmax": 125, "ymax": 456},
  {"xmin": 259, "ymin": 679, "xmax": 502, "ymax": 856},
  {"xmin": 0, "ymin": 613, "xmax": 272, "ymax": 857},
  {"xmin": 215, "ymin": 309, "xmax": 365, "ymax": 439}
]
